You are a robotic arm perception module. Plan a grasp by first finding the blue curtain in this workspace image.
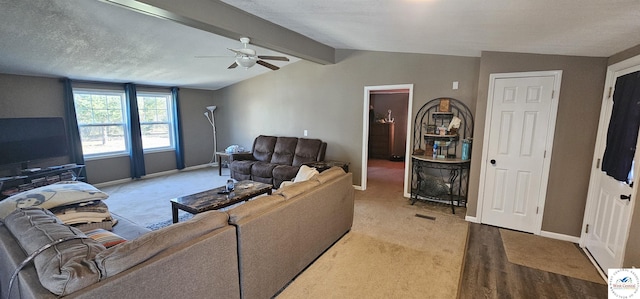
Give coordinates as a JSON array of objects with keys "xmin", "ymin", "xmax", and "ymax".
[
  {"xmin": 125, "ymin": 83, "xmax": 146, "ymax": 179},
  {"xmin": 171, "ymin": 87, "xmax": 185, "ymax": 169},
  {"xmin": 62, "ymin": 79, "xmax": 86, "ymax": 177}
]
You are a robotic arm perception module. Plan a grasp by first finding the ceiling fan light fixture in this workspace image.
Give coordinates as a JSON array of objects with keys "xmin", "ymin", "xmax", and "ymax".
[{"xmin": 236, "ymin": 56, "xmax": 257, "ymax": 69}]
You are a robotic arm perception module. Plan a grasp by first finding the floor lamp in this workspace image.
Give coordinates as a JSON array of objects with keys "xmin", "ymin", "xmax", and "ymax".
[{"xmin": 204, "ymin": 106, "xmax": 217, "ymax": 164}]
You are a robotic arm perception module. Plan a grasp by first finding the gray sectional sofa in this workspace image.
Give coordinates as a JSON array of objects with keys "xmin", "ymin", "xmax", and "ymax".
[{"xmin": 0, "ymin": 167, "xmax": 354, "ymax": 299}]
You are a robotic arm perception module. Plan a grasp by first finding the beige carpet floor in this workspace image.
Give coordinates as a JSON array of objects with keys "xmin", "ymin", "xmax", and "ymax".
[
  {"xmin": 277, "ymin": 159, "xmax": 469, "ymax": 298},
  {"xmin": 99, "ymin": 166, "xmax": 229, "ymax": 227},
  {"xmin": 499, "ymin": 229, "xmax": 605, "ymax": 285}
]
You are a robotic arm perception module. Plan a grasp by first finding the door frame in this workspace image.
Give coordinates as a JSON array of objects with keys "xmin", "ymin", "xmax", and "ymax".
[
  {"xmin": 476, "ymin": 70, "xmax": 562, "ymax": 234},
  {"xmin": 361, "ymin": 84, "xmax": 414, "ymax": 194},
  {"xmin": 580, "ymin": 54, "xmax": 640, "ymax": 267}
]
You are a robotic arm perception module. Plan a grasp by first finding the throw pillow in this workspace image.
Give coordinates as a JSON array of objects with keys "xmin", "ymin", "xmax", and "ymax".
[
  {"xmin": 74, "ymin": 218, "xmax": 118, "ymax": 231},
  {"xmin": 294, "ymin": 165, "xmax": 319, "ymax": 183},
  {"xmin": 83, "ymin": 228, "xmax": 127, "ymax": 248},
  {"xmin": 0, "ymin": 181, "xmax": 109, "ymax": 220},
  {"xmin": 49, "ymin": 200, "xmax": 112, "ymax": 225}
]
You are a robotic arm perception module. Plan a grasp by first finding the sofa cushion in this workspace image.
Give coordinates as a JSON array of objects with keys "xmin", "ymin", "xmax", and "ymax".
[
  {"xmin": 3, "ymin": 207, "xmax": 104, "ymax": 296},
  {"xmin": 252, "ymin": 161, "xmax": 278, "ymax": 178},
  {"xmin": 227, "ymin": 195, "xmax": 286, "ymax": 224},
  {"xmin": 313, "ymin": 166, "xmax": 346, "ymax": 184},
  {"xmin": 253, "ymin": 135, "xmax": 277, "ymax": 162},
  {"xmin": 95, "ymin": 210, "xmax": 229, "ymax": 278},
  {"xmin": 273, "ymin": 180, "xmax": 320, "ymax": 200},
  {"xmin": 270, "ymin": 137, "xmax": 298, "ymax": 165},
  {"xmin": 0, "ymin": 181, "xmax": 109, "ymax": 219},
  {"xmin": 292, "ymin": 138, "xmax": 324, "ymax": 166},
  {"xmin": 230, "ymin": 160, "xmax": 256, "ymax": 175}
]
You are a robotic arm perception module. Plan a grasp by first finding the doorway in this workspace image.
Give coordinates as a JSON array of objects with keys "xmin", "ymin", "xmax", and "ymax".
[
  {"xmin": 361, "ymin": 84, "xmax": 413, "ymax": 194},
  {"xmin": 477, "ymin": 71, "xmax": 562, "ymax": 234}
]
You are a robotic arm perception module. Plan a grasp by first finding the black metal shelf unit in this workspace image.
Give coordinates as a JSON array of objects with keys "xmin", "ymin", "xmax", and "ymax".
[{"xmin": 410, "ymin": 98, "xmax": 474, "ymax": 213}]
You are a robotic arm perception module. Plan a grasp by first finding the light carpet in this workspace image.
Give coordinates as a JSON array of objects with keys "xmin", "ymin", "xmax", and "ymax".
[
  {"xmin": 100, "ymin": 166, "xmax": 228, "ymax": 228},
  {"xmin": 278, "ymin": 160, "xmax": 469, "ymax": 298},
  {"xmin": 499, "ymin": 229, "xmax": 605, "ymax": 284}
]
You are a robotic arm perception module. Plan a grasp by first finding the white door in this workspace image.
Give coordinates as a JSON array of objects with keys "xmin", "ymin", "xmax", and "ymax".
[
  {"xmin": 583, "ymin": 65, "xmax": 640, "ymax": 271},
  {"xmin": 480, "ymin": 72, "xmax": 561, "ymax": 233}
]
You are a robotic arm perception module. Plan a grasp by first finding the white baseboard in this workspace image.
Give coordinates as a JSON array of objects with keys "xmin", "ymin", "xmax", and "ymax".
[
  {"xmin": 465, "ymin": 215, "xmax": 479, "ymax": 223},
  {"xmin": 183, "ymin": 163, "xmax": 218, "ymax": 171},
  {"xmin": 94, "ymin": 178, "xmax": 133, "ymax": 188},
  {"xmin": 540, "ymin": 230, "xmax": 580, "ymax": 243},
  {"xmin": 93, "ymin": 163, "xmax": 218, "ymax": 188},
  {"xmin": 353, "ymin": 185, "xmax": 364, "ymax": 190}
]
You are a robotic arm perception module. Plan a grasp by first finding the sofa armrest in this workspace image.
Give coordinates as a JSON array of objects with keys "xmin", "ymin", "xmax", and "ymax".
[
  {"xmin": 230, "ymin": 153, "xmax": 255, "ymax": 161},
  {"xmin": 317, "ymin": 142, "xmax": 327, "ymax": 161}
]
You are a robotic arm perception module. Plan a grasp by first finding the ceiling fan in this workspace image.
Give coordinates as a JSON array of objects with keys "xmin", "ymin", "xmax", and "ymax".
[{"xmin": 197, "ymin": 37, "xmax": 289, "ymax": 70}]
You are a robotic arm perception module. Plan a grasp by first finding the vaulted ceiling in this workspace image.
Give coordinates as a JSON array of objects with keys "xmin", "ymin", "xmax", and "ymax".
[{"xmin": 1, "ymin": 0, "xmax": 639, "ymax": 90}]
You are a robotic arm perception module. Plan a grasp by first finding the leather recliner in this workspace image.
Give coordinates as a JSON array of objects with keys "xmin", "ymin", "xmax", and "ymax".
[{"xmin": 229, "ymin": 135, "xmax": 327, "ymax": 188}]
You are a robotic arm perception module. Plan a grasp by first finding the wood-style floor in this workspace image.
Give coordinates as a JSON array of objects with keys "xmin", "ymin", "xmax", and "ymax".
[{"xmin": 458, "ymin": 223, "xmax": 608, "ymax": 299}]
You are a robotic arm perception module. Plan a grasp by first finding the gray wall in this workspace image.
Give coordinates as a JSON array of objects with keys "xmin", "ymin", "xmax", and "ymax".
[
  {"xmin": 0, "ymin": 73, "xmax": 216, "ymax": 184},
  {"xmin": 213, "ymin": 50, "xmax": 480, "ymax": 186},
  {"xmin": 467, "ymin": 51, "xmax": 608, "ymax": 238},
  {"xmin": 177, "ymin": 88, "xmax": 218, "ymax": 167},
  {"xmin": 0, "ymin": 74, "xmax": 70, "ymax": 174}
]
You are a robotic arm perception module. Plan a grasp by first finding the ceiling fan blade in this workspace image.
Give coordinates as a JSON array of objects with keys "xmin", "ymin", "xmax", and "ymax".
[
  {"xmin": 257, "ymin": 60, "xmax": 279, "ymax": 70},
  {"xmin": 257, "ymin": 55, "xmax": 289, "ymax": 61},
  {"xmin": 228, "ymin": 62, "xmax": 238, "ymax": 69}
]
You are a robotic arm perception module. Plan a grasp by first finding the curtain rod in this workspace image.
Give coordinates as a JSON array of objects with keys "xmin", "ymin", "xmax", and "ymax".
[{"xmin": 60, "ymin": 78, "xmax": 176, "ymax": 89}]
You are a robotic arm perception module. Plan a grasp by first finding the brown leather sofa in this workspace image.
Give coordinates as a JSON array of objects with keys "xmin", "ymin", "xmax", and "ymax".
[{"xmin": 229, "ymin": 135, "xmax": 327, "ymax": 188}]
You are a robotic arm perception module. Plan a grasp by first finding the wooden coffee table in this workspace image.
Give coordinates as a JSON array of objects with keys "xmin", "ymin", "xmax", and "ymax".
[{"xmin": 170, "ymin": 180, "xmax": 272, "ymax": 223}]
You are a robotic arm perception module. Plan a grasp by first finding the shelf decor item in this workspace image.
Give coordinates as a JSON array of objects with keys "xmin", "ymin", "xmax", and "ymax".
[
  {"xmin": 462, "ymin": 139, "xmax": 472, "ymax": 160},
  {"xmin": 439, "ymin": 98, "xmax": 450, "ymax": 112}
]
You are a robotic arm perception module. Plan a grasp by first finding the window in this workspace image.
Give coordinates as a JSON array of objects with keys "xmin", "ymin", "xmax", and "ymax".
[
  {"xmin": 137, "ymin": 92, "xmax": 175, "ymax": 151},
  {"xmin": 73, "ymin": 89, "xmax": 129, "ymax": 157},
  {"xmin": 73, "ymin": 88, "xmax": 177, "ymax": 159}
]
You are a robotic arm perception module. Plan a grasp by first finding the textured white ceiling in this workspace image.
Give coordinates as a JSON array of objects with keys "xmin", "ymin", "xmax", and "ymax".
[
  {"xmin": 1, "ymin": 0, "xmax": 640, "ymax": 90},
  {"xmin": 222, "ymin": 0, "xmax": 640, "ymax": 57},
  {"xmin": 0, "ymin": 0, "xmax": 298, "ymax": 90}
]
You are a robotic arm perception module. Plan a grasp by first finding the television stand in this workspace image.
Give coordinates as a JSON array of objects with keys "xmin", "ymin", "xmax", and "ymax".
[{"xmin": 0, "ymin": 164, "xmax": 86, "ymax": 200}]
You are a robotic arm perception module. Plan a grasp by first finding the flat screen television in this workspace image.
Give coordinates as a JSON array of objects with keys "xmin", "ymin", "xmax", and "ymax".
[{"xmin": 0, "ymin": 117, "xmax": 69, "ymax": 166}]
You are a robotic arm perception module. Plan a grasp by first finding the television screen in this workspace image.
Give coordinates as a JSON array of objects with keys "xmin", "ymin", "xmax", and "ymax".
[{"xmin": 0, "ymin": 117, "xmax": 69, "ymax": 165}]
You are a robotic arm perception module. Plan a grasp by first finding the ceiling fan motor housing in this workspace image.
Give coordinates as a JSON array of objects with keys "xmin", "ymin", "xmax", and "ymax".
[{"xmin": 236, "ymin": 55, "xmax": 257, "ymax": 68}]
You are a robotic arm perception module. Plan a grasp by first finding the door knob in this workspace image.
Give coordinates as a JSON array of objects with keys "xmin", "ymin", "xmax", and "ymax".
[
  {"xmin": 490, "ymin": 159, "xmax": 496, "ymax": 165},
  {"xmin": 620, "ymin": 194, "xmax": 631, "ymax": 201}
]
